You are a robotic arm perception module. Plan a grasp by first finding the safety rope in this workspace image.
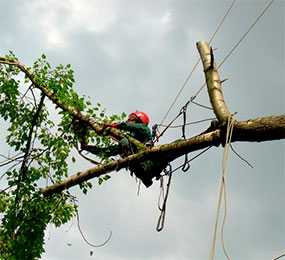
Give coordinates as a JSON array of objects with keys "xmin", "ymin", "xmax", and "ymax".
[
  {"xmin": 154, "ymin": 95, "xmax": 213, "ymax": 144},
  {"xmin": 154, "ymin": 100, "xmax": 190, "ymax": 143},
  {"xmin": 171, "ymin": 146, "xmax": 213, "ymax": 174},
  {"xmin": 181, "ymin": 102, "xmax": 191, "ymax": 172},
  {"xmin": 156, "ymin": 144, "xmax": 214, "ymax": 231},
  {"xmin": 158, "ymin": 177, "xmax": 165, "ymax": 211},
  {"xmin": 156, "ymin": 163, "xmax": 173, "ymax": 232},
  {"xmin": 209, "ymin": 116, "xmax": 235, "ymax": 260},
  {"xmin": 157, "ymin": 117, "xmax": 216, "ymax": 129}
]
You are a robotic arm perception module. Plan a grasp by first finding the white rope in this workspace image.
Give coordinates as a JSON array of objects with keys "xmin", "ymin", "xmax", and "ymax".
[{"xmin": 209, "ymin": 116, "xmax": 235, "ymax": 260}]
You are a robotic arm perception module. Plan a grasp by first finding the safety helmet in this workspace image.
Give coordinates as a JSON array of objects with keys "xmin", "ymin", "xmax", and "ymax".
[{"xmin": 128, "ymin": 111, "xmax": 150, "ymax": 125}]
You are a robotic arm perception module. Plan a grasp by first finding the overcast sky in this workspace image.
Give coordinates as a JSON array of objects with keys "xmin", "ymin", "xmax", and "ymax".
[{"xmin": 0, "ymin": 0, "xmax": 284, "ymax": 260}]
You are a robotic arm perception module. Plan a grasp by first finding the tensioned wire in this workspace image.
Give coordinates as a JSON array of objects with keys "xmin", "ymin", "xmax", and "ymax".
[
  {"xmin": 186, "ymin": 0, "xmax": 275, "ymax": 102},
  {"xmin": 159, "ymin": 0, "xmax": 237, "ymax": 127},
  {"xmin": 160, "ymin": 0, "xmax": 275, "ymax": 130}
]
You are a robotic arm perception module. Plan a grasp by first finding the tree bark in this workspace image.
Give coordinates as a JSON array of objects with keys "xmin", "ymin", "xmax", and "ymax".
[
  {"xmin": 197, "ymin": 41, "xmax": 231, "ymax": 123},
  {"xmin": 41, "ymin": 115, "xmax": 285, "ymax": 195}
]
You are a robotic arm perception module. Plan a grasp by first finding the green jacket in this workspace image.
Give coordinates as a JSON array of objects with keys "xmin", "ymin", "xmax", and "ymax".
[
  {"xmin": 117, "ymin": 121, "xmax": 152, "ymax": 144},
  {"xmin": 83, "ymin": 121, "xmax": 151, "ymax": 156},
  {"xmin": 83, "ymin": 121, "xmax": 167, "ymax": 187}
]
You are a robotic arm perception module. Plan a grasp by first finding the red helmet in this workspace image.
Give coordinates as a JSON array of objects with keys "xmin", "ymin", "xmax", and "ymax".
[{"xmin": 128, "ymin": 111, "xmax": 150, "ymax": 125}]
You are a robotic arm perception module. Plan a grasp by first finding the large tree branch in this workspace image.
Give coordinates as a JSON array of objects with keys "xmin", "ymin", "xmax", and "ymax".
[
  {"xmin": 0, "ymin": 57, "xmax": 144, "ymax": 149},
  {"xmin": 41, "ymin": 115, "xmax": 285, "ymax": 195},
  {"xmin": 1, "ymin": 47, "xmax": 284, "ymax": 197},
  {"xmin": 41, "ymin": 41, "xmax": 285, "ymax": 195}
]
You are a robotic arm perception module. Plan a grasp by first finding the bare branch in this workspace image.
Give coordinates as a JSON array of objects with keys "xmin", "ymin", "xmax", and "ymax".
[{"xmin": 196, "ymin": 41, "xmax": 231, "ymax": 123}]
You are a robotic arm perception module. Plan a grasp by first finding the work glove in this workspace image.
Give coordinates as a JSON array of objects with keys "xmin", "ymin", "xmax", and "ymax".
[{"xmin": 104, "ymin": 122, "xmax": 124, "ymax": 129}]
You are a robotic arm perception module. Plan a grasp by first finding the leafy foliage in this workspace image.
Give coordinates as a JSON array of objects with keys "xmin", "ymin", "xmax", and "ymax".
[{"xmin": 0, "ymin": 53, "xmax": 122, "ymax": 259}]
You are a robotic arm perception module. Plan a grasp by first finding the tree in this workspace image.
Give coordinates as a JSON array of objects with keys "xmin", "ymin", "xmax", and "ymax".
[{"xmin": 0, "ymin": 42, "xmax": 284, "ymax": 259}]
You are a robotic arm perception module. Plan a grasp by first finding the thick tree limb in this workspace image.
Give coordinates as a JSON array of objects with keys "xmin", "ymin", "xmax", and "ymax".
[
  {"xmin": 197, "ymin": 41, "xmax": 231, "ymax": 123},
  {"xmin": 0, "ymin": 57, "xmax": 144, "ymax": 149},
  {"xmin": 41, "ymin": 115, "xmax": 285, "ymax": 195}
]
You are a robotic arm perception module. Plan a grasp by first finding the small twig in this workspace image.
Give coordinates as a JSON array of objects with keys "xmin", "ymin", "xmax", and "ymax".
[
  {"xmin": 220, "ymin": 78, "xmax": 229, "ymax": 84},
  {"xmin": 0, "ymin": 185, "xmax": 14, "ymax": 194},
  {"xmin": 78, "ymin": 149, "xmax": 101, "ymax": 165},
  {"xmin": 0, "ymin": 160, "xmax": 23, "ymax": 180},
  {"xmin": 230, "ymin": 144, "xmax": 254, "ymax": 168},
  {"xmin": 20, "ymin": 84, "xmax": 34, "ymax": 102},
  {"xmin": 191, "ymin": 100, "xmax": 213, "ymax": 111},
  {"xmin": 0, "ymin": 154, "xmax": 25, "ymax": 168},
  {"xmin": 29, "ymin": 87, "xmax": 38, "ymax": 108}
]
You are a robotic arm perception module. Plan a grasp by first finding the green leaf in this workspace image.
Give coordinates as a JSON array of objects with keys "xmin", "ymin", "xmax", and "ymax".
[
  {"xmin": 98, "ymin": 178, "xmax": 103, "ymax": 185},
  {"xmin": 103, "ymin": 175, "xmax": 111, "ymax": 181}
]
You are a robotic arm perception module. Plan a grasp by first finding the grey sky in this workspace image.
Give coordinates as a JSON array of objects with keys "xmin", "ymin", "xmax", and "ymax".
[{"xmin": 0, "ymin": 0, "xmax": 284, "ymax": 260}]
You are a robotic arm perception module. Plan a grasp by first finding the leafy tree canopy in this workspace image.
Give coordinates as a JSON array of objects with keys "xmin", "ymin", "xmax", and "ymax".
[{"xmin": 0, "ymin": 52, "xmax": 125, "ymax": 259}]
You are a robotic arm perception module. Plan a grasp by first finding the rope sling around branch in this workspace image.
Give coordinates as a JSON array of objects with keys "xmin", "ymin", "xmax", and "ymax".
[{"xmin": 209, "ymin": 116, "xmax": 235, "ymax": 260}]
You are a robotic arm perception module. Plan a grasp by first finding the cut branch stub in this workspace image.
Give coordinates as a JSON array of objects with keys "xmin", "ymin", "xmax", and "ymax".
[{"xmin": 196, "ymin": 41, "xmax": 231, "ymax": 123}]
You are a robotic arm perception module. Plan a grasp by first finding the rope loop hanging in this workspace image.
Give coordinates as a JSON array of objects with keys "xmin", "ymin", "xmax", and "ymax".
[
  {"xmin": 156, "ymin": 163, "xmax": 173, "ymax": 232},
  {"xmin": 180, "ymin": 101, "xmax": 191, "ymax": 172}
]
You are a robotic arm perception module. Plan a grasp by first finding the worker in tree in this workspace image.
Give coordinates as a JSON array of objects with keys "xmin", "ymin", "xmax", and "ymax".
[{"xmin": 80, "ymin": 111, "xmax": 168, "ymax": 187}]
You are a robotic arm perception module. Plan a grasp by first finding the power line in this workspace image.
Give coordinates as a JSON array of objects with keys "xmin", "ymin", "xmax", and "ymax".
[
  {"xmin": 157, "ymin": 0, "xmax": 275, "ymax": 145},
  {"xmin": 192, "ymin": 0, "xmax": 275, "ymax": 101},
  {"xmin": 218, "ymin": 0, "xmax": 275, "ymax": 69},
  {"xmin": 158, "ymin": 117, "xmax": 215, "ymax": 128},
  {"xmin": 159, "ymin": 0, "xmax": 237, "ymax": 126}
]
